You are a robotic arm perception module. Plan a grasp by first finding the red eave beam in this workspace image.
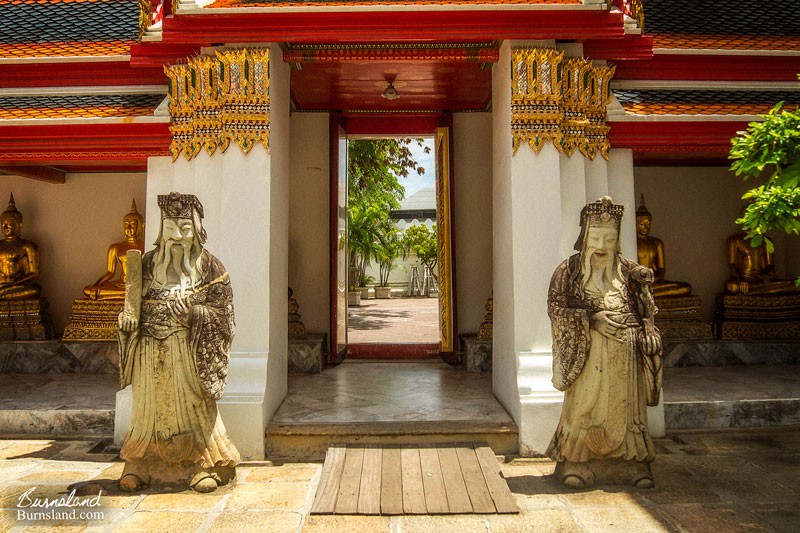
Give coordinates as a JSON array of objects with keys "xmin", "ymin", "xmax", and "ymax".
[
  {"xmin": 0, "ymin": 165, "xmax": 65, "ymax": 183},
  {"xmin": 0, "ymin": 122, "xmax": 171, "ymax": 164},
  {"xmin": 129, "ymin": 42, "xmax": 205, "ymax": 68},
  {"xmin": 583, "ymin": 34, "xmax": 653, "ymax": 61},
  {"xmin": 612, "ymin": 54, "xmax": 800, "ymax": 82},
  {"xmin": 609, "ymin": 120, "xmax": 748, "ymax": 154},
  {"xmin": 0, "ymin": 62, "xmax": 166, "ymax": 89},
  {"xmin": 161, "ymin": 10, "xmax": 624, "ymax": 44}
]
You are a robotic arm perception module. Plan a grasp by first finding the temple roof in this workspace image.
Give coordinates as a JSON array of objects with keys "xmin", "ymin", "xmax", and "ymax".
[
  {"xmin": 0, "ymin": 93, "xmax": 164, "ymax": 120},
  {"xmin": 614, "ymin": 89, "xmax": 800, "ymax": 117},
  {"xmin": 642, "ymin": 0, "xmax": 800, "ymax": 52},
  {"xmin": 0, "ymin": 0, "xmax": 139, "ymax": 59}
]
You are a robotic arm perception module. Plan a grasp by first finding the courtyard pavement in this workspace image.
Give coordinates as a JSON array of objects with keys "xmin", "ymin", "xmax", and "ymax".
[
  {"xmin": 347, "ymin": 296, "xmax": 439, "ymax": 344},
  {"xmin": 1, "ymin": 427, "xmax": 798, "ymax": 532}
]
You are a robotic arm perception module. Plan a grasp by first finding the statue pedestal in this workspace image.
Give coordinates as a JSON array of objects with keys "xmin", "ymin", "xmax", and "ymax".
[
  {"xmin": 0, "ymin": 299, "xmax": 53, "ymax": 340},
  {"xmin": 654, "ymin": 296, "xmax": 713, "ymax": 340},
  {"xmin": 62, "ymin": 299, "xmax": 123, "ymax": 342},
  {"xmin": 288, "ymin": 333, "xmax": 326, "ymax": 373},
  {"xmin": 715, "ymin": 293, "xmax": 800, "ymax": 340},
  {"xmin": 460, "ymin": 333, "xmax": 492, "ymax": 372}
]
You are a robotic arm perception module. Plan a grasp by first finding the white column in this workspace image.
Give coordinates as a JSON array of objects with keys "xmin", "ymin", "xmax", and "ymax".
[
  {"xmin": 608, "ymin": 148, "xmax": 665, "ymax": 437},
  {"xmin": 115, "ymin": 43, "xmax": 290, "ymax": 460},
  {"xmin": 494, "ymin": 41, "xmax": 575, "ymax": 456}
]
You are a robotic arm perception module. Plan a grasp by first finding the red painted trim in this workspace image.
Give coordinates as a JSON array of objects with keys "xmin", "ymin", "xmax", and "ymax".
[
  {"xmin": 0, "ymin": 122, "xmax": 171, "ymax": 161},
  {"xmin": 583, "ymin": 34, "xmax": 653, "ymax": 61},
  {"xmin": 608, "ymin": 120, "xmax": 748, "ymax": 152},
  {"xmin": 348, "ymin": 343, "xmax": 441, "ymax": 359},
  {"xmin": 129, "ymin": 42, "xmax": 205, "ymax": 68},
  {"xmin": 612, "ymin": 54, "xmax": 800, "ymax": 82},
  {"xmin": 162, "ymin": 10, "xmax": 624, "ymax": 43},
  {"xmin": 343, "ymin": 114, "xmax": 443, "ymax": 135},
  {"xmin": 0, "ymin": 62, "xmax": 166, "ymax": 89}
]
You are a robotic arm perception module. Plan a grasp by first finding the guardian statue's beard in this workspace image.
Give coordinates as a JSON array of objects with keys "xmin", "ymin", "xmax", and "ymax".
[
  {"xmin": 152, "ymin": 237, "xmax": 203, "ymax": 294},
  {"xmin": 579, "ymin": 245, "xmax": 621, "ymax": 292}
]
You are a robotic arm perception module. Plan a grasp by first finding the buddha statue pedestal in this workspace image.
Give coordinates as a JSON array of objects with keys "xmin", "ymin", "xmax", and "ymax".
[
  {"xmin": 0, "ymin": 299, "xmax": 53, "ymax": 340},
  {"xmin": 653, "ymin": 296, "xmax": 713, "ymax": 340},
  {"xmin": 715, "ymin": 293, "xmax": 800, "ymax": 340},
  {"xmin": 62, "ymin": 299, "xmax": 123, "ymax": 341},
  {"xmin": 460, "ymin": 333, "xmax": 492, "ymax": 372}
]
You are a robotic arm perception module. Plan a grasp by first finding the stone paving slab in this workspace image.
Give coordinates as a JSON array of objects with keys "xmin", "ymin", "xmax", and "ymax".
[{"xmin": 0, "ymin": 428, "xmax": 798, "ymax": 532}]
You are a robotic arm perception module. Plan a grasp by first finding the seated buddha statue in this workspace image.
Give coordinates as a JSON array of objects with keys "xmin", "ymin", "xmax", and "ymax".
[
  {"xmin": 0, "ymin": 194, "xmax": 42, "ymax": 301},
  {"xmin": 83, "ymin": 200, "xmax": 145, "ymax": 301},
  {"xmin": 635, "ymin": 197, "xmax": 693, "ymax": 298},
  {"xmin": 725, "ymin": 232, "xmax": 797, "ymax": 295}
]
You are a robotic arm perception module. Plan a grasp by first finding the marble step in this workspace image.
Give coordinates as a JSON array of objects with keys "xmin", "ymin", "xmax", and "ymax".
[{"xmin": 265, "ymin": 420, "xmax": 519, "ymax": 460}]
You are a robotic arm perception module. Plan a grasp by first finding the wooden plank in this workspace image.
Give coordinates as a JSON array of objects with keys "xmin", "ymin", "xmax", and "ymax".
[
  {"xmin": 401, "ymin": 445, "xmax": 427, "ymax": 514},
  {"xmin": 474, "ymin": 444, "xmax": 519, "ymax": 514},
  {"xmin": 380, "ymin": 445, "xmax": 403, "ymax": 515},
  {"xmin": 437, "ymin": 444, "xmax": 472, "ymax": 513},
  {"xmin": 357, "ymin": 444, "xmax": 382, "ymax": 515},
  {"xmin": 311, "ymin": 443, "xmax": 347, "ymax": 514},
  {"xmin": 418, "ymin": 444, "xmax": 449, "ymax": 514},
  {"xmin": 334, "ymin": 445, "xmax": 365, "ymax": 514},
  {"xmin": 456, "ymin": 444, "xmax": 497, "ymax": 514}
]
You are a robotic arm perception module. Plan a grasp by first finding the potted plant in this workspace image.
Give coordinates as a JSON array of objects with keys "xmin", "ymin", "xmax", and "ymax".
[{"xmin": 374, "ymin": 221, "xmax": 403, "ymax": 299}]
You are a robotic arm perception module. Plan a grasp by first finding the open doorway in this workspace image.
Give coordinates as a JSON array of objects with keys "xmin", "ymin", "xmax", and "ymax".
[{"xmin": 345, "ymin": 136, "xmax": 441, "ymax": 358}]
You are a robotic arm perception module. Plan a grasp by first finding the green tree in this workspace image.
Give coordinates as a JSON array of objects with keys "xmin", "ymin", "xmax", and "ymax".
[
  {"xmin": 402, "ymin": 224, "xmax": 438, "ymax": 282},
  {"xmin": 346, "ymin": 139, "xmax": 425, "ymax": 289},
  {"xmin": 729, "ymin": 101, "xmax": 800, "ymax": 254}
]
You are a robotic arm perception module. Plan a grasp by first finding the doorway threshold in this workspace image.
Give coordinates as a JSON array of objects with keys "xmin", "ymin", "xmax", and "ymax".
[{"xmin": 348, "ymin": 343, "xmax": 439, "ymax": 359}]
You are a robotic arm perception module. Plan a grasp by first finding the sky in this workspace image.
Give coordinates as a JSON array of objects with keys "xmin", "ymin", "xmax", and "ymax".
[{"xmin": 400, "ymin": 137, "xmax": 436, "ymax": 197}]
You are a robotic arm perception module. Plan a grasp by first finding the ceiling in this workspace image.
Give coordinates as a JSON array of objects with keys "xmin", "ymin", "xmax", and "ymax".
[{"xmin": 286, "ymin": 44, "xmax": 496, "ymax": 113}]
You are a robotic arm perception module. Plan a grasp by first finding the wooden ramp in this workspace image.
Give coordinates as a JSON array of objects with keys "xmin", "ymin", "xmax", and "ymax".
[{"xmin": 311, "ymin": 443, "xmax": 519, "ymax": 515}]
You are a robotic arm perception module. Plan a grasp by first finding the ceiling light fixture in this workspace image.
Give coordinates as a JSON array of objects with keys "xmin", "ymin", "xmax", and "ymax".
[{"xmin": 381, "ymin": 81, "xmax": 400, "ymax": 100}]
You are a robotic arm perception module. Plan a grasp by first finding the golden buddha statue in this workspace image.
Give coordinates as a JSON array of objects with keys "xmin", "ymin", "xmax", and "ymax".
[
  {"xmin": 0, "ymin": 194, "xmax": 42, "ymax": 301},
  {"xmin": 83, "ymin": 199, "xmax": 145, "ymax": 300},
  {"xmin": 635, "ymin": 197, "xmax": 692, "ymax": 298},
  {"xmin": 725, "ymin": 232, "xmax": 797, "ymax": 295}
]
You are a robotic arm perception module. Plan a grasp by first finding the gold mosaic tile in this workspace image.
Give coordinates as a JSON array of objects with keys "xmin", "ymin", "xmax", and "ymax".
[
  {"xmin": 0, "ymin": 40, "xmax": 132, "ymax": 59},
  {"xmin": 653, "ymin": 33, "xmax": 800, "ymax": 52}
]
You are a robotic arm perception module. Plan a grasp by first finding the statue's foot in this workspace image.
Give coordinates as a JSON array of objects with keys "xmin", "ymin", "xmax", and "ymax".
[
  {"xmin": 634, "ymin": 476, "xmax": 655, "ymax": 489},
  {"xmin": 562, "ymin": 474, "xmax": 586, "ymax": 489},
  {"xmin": 119, "ymin": 474, "xmax": 144, "ymax": 492},
  {"xmin": 191, "ymin": 472, "xmax": 221, "ymax": 493}
]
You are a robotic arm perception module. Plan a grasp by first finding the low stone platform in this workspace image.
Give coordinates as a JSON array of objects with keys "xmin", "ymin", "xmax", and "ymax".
[
  {"xmin": 0, "ymin": 340, "xmax": 118, "ymax": 373},
  {"xmin": 663, "ymin": 340, "xmax": 800, "ymax": 367},
  {"xmin": 288, "ymin": 333, "xmax": 326, "ymax": 373}
]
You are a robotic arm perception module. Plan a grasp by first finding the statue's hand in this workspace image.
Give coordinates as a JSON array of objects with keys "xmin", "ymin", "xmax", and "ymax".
[
  {"xmin": 169, "ymin": 297, "xmax": 191, "ymax": 325},
  {"xmin": 590, "ymin": 310, "xmax": 625, "ymax": 343},
  {"xmin": 119, "ymin": 312, "xmax": 138, "ymax": 332},
  {"xmin": 639, "ymin": 332, "xmax": 662, "ymax": 356}
]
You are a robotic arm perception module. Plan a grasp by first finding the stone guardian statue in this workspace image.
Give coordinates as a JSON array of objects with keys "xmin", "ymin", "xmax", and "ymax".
[
  {"xmin": 547, "ymin": 196, "xmax": 662, "ymax": 489},
  {"xmin": 118, "ymin": 192, "xmax": 240, "ymax": 493}
]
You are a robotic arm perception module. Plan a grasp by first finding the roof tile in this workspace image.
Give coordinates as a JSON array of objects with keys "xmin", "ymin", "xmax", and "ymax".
[
  {"xmin": 614, "ymin": 89, "xmax": 800, "ymax": 116},
  {"xmin": 0, "ymin": 94, "xmax": 164, "ymax": 120}
]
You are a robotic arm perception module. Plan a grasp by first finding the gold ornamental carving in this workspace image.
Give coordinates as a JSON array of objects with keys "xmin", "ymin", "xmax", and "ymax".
[
  {"xmin": 165, "ymin": 48, "xmax": 270, "ymax": 162},
  {"xmin": 511, "ymin": 48, "xmax": 615, "ymax": 160}
]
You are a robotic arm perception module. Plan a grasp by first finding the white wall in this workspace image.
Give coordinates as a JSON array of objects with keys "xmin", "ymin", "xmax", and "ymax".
[
  {"xmin": 635, "ymin": 166, "xmax": 799, "ymax": 321},
  {"xmin": 288, "ymin": 112, "xmax": 330, "ymax": 335},
  {"xmin": 453, "ymin": 112, "xmax": 493, "ymax": 335},
  {"xmin": 0, "ymin": 174, "xmax": 146, "ymax": 334}
]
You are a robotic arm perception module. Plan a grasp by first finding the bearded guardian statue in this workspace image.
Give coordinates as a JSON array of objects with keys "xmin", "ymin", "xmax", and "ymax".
[
  {"xmin": 118, "ymin": 192, "xmax": 239, "ymax": 493},
  {"xmin": 547, "ymin": 196, "xmax": 662, "ymax": 489}
]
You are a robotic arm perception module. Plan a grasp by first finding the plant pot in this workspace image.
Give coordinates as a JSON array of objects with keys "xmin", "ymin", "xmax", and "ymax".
[
  {"xmin": 348, "ymin": 291, "xmax": 361, "ymax": 306},
  {"xmin": 375, "ymin": 286, "xmax": 392, "ymax": 299},
  {"xmin": 358, "ymin": 287, "xmax": 371, "ymax": 299}
]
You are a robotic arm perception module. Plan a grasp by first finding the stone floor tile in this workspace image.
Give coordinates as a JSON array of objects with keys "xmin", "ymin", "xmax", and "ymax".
[
  {"xmin": 0, "ymin": 440, "xmax": 70, "ymax": 460},
  {"xmin": 301, "ymin": 514, "xmax": 391, "ymax": 532},
  {"xmin": 112, "ymin": 510, "xmax": 209, "ymax": 533},
  {"xmin": 568, "ymin": 504, "xmax": 675, "ymax": 533},
  {"xmin": 750, "ymin": 504, "xmax": 800, "ymax": 533},
  {"xmin": 224, "ymin": 482, "xmax": 310, "ymax": 511},
  {"xmin": 137, "ymin": 490, "xmax": 226, "ymax": 511},
  {"xmin": 244, "ymin": 463, "xmax": 320, "ymax": 483},
  {"xmin": 657, "ymin": 503, "xmax": 775, "ymax": 533},
  {"xmin": 486, "ymin": 509, "xmax": 581, "ymax": 533},
  {"xmin": 393, "ymin": 515, "xmax": 490, "ymax": 533},
  {"xmin": 210, "ymin": 510, "xmax": 302, "ymax": 533},
  {"xmin": 19, "ymin": 471, "xmax": 103, "ymax": 484}
]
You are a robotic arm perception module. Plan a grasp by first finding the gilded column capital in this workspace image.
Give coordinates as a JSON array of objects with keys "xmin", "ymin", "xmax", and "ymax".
[{"xmin": 165, "ymin": 48, "xmax": 271, "ymax": 162}]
